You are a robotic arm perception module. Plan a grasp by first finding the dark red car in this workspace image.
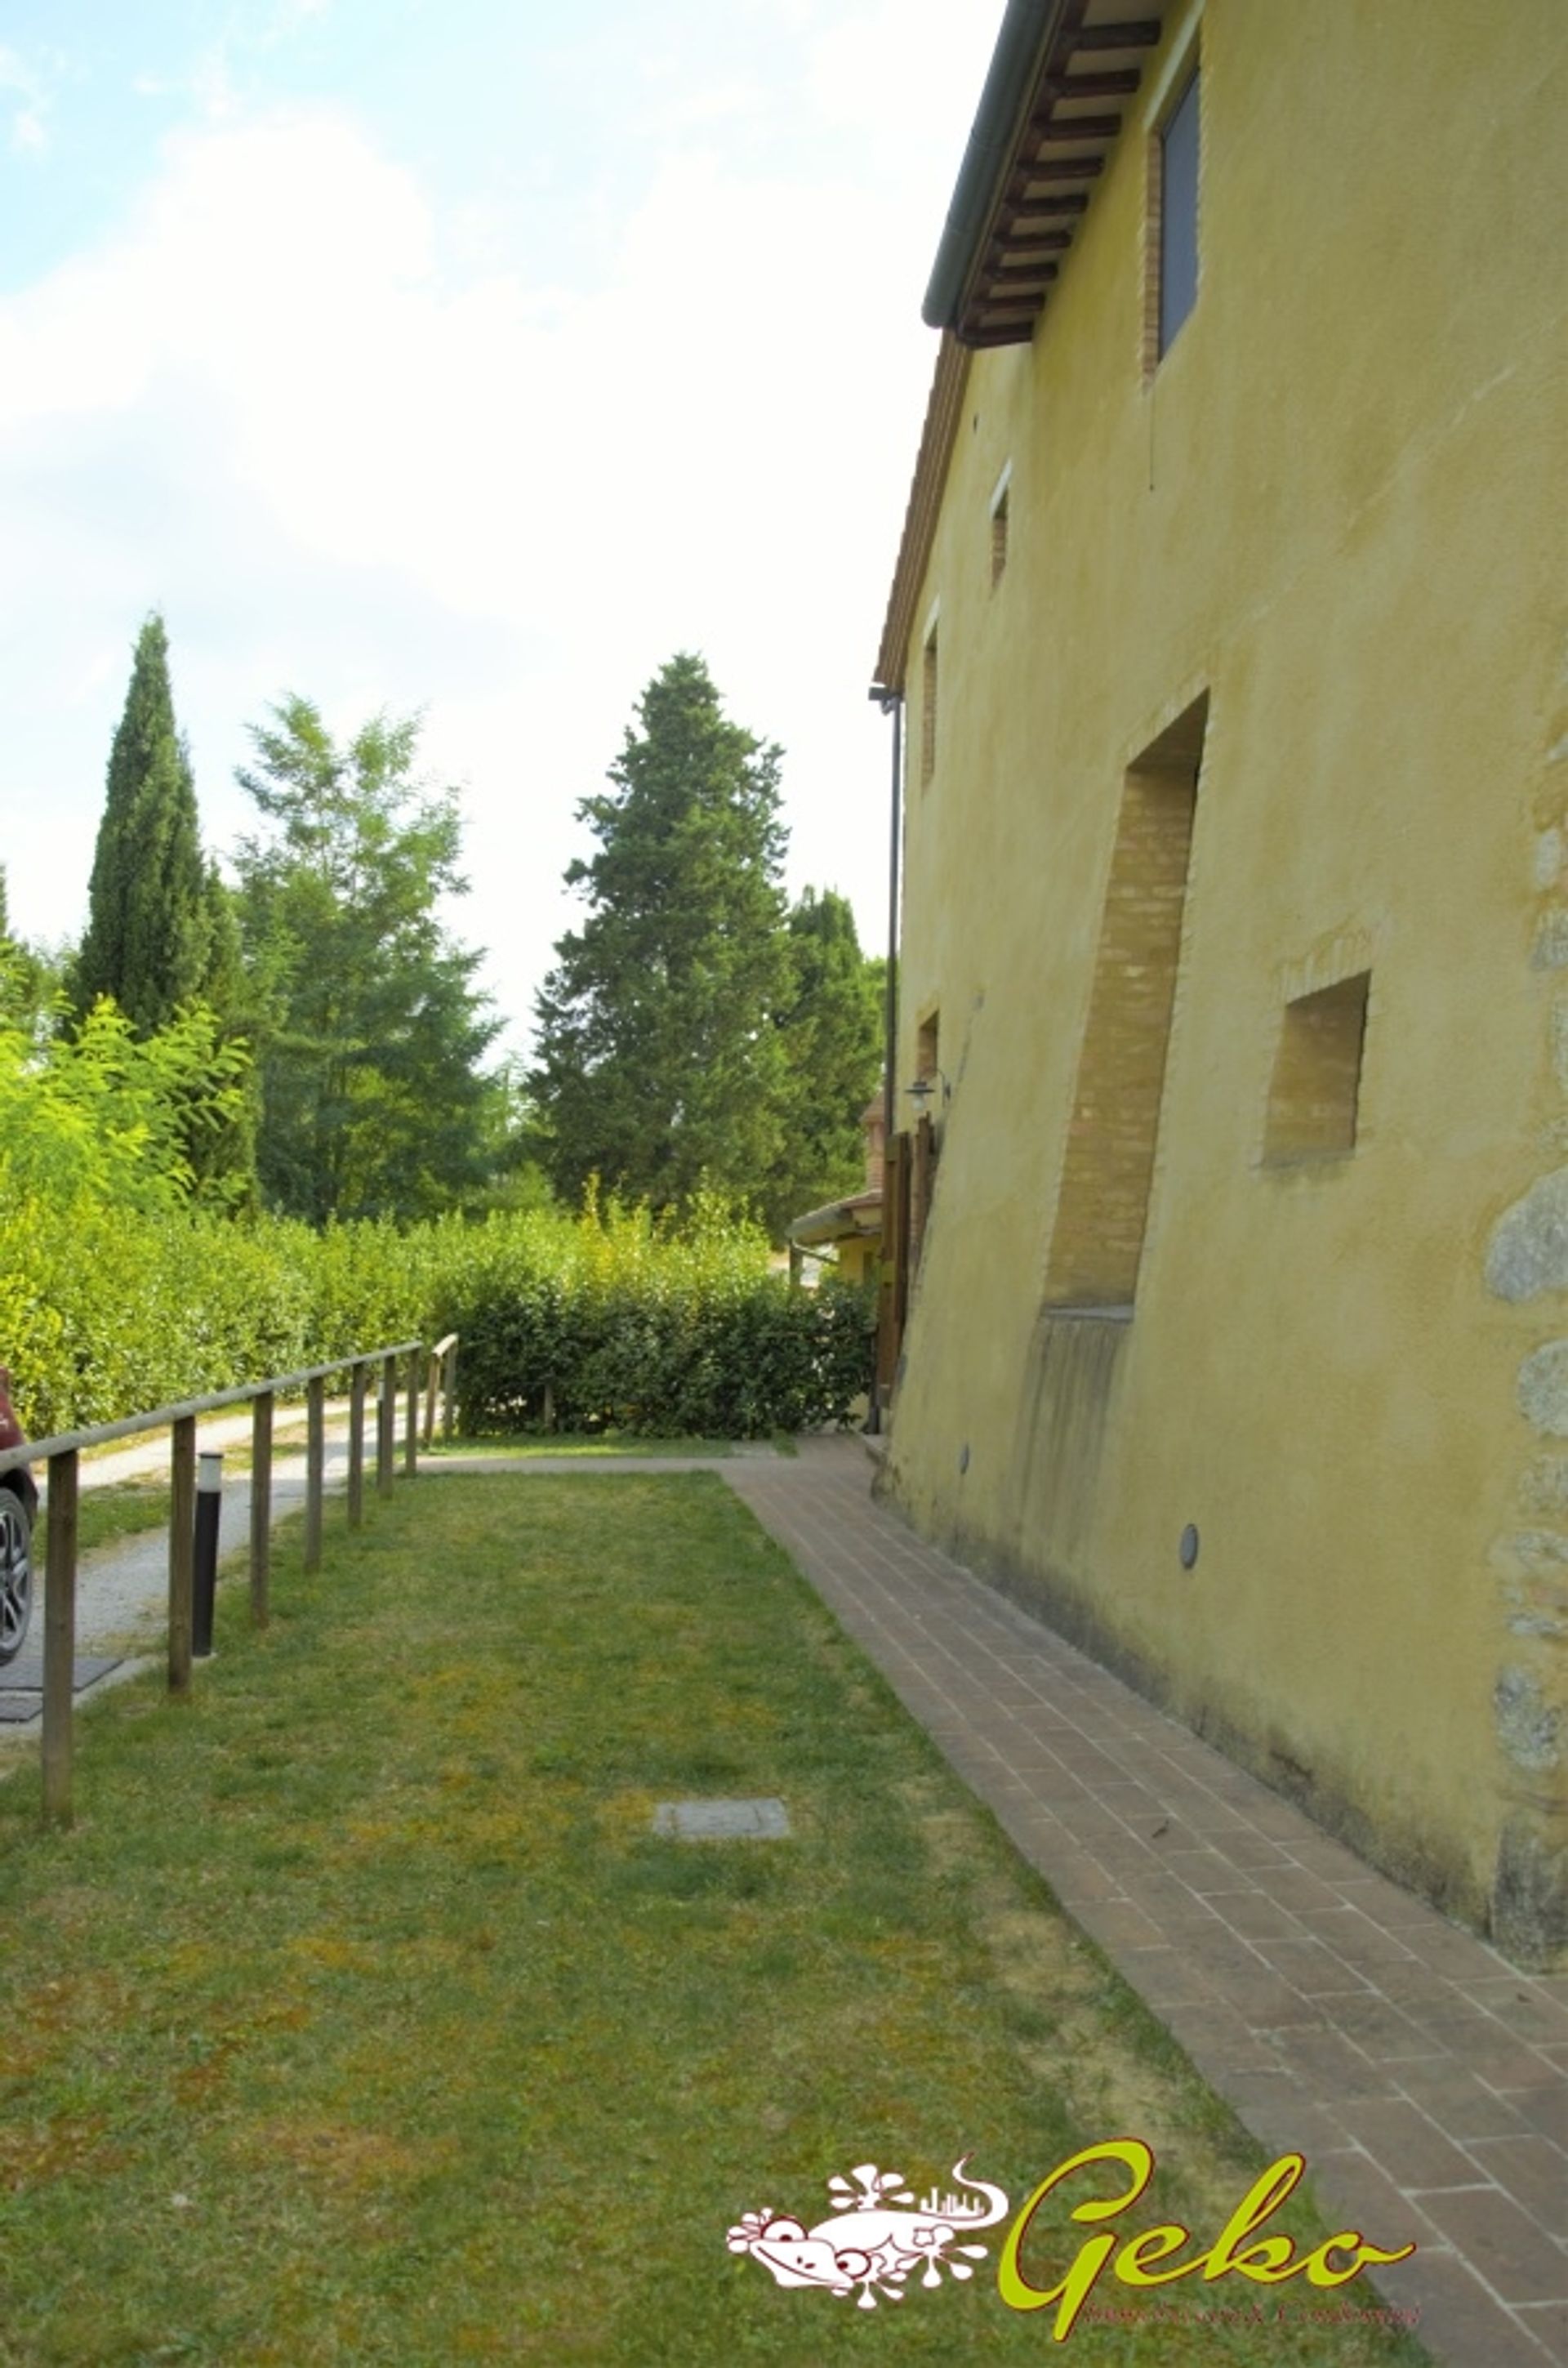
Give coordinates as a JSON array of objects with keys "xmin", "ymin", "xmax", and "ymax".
[{"xmin": 0, "ymin": 1366, "xmax": 37, "ymax": 1666}]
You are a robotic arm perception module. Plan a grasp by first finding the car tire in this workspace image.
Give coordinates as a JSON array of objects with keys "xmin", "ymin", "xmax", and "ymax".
[{"xmin": 0, "ymin": 1484, "xmax": 33, "ymax": 1666}]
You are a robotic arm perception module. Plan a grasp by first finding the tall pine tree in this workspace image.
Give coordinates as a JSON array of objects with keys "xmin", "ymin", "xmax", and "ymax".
[
  {"xmin": 72, "ymin": 615, "xmax": 212, "ymax": 1032},
  {"xmin": 530, "ymin": 653, "xmax": 795, "ymax": 1215}
]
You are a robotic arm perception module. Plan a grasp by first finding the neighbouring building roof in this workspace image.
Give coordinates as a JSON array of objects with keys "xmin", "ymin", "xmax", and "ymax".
[
  {"xmin": 787, "ymin": 1100, "xmax": 886, "ymax": 1251},
  {"xmin": 787, "ymin": 1189, "xmax": 883, "ymax": 1253}
]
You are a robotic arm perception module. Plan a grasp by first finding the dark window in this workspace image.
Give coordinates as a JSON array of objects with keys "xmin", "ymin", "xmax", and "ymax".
[
  {"xmin": 921, "ymin": 628, "xmax": 938, "ymax": 787},
  {"xmin": 1159, "ymin": 68, "xmax": 1200, "ymax": 356}
]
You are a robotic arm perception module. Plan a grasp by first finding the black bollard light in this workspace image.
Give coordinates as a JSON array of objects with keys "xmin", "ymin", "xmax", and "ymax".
[{"xmin": 192, "ymin": 1451, "xmax": 223, "ymax": 1660}]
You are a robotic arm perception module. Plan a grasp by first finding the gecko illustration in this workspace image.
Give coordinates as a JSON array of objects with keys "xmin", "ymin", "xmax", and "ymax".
[{"xmin": 727, "ymin": 2156, "xmax": 1009, "ymax": 2311}]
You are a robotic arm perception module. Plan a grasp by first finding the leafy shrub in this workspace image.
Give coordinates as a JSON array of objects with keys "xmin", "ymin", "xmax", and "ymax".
[
  {"xmin": 452, "ymin": 1267, "xmax": 875, "ymax": 1438},
  {"xmin": 0, "ymin": 1184, "xmax": 874, "ymax": 1442}
]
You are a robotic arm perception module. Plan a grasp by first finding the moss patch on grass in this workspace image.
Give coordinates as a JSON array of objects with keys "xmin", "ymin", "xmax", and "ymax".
[{"xmin": 0, "ymin": 1477, "xmax": 1429, "ymax": 2365}]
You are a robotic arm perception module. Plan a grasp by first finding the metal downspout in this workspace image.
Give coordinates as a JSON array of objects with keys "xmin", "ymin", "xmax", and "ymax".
[
  {"xmin": 867, "ymin": 686, "xmax": 902, "ymax": 1438},
  {"xmin": 875, "ymin": 689, "xmax": 902, "ymax": 1153}
]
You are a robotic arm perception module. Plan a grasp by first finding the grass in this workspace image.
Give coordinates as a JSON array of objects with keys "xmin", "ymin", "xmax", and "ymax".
[
  {"xmin": 0, "ymin": 1476, "xmax": 1431, "ymax": 2366},
  {"xmin": 423, "ymin": 1431, "xmax": 742, "ymax": 1460},
  {"xmin": 40, "ymin": 1425, "xmax": 756, "ymax": 1570},
  {"xmin": 72, "ymin": 1478, "xmax": 174, "ymax": 1558}
]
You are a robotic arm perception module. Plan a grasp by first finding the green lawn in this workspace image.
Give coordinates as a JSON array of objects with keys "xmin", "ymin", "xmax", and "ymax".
[
  {"xmin": 0, "ymin": 1476, "xmax": 1429, "ymax": 2365},
  {"xmin": 422, "ymin": 1431, "xmax": 743, "ymax": 1459}
]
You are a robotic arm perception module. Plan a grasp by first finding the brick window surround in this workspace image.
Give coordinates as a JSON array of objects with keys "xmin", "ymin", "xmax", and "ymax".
[{"xmin": 1044, "ymin": 694, "xmax": 1208, "ymax": 1308}]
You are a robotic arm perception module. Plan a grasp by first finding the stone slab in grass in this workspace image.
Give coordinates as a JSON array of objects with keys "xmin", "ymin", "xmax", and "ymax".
[{"xmin": 652, "ymin": 1796, "xmax": 791, "ymax": 1840}]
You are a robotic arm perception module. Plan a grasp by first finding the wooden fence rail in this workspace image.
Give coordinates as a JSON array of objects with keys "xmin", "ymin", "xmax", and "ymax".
[{"xmin": 0, "ymin": 1338, "xmax": 448, "ymax": 1831}]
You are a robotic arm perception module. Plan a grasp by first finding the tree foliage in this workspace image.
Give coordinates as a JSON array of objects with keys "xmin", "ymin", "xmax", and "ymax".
[
  {"xmin": 0, "ymin": 866, "xmax": 67, "ymax": 1047},
  {"xmin": 768, "ymin": 888, "xmax": 884, "ymax": 1234},
  {"xmin": 234, "ymin": 697, "xmax": 504, "ymax": 1223},
  {"xmin": 0, "ymin": 998, "xmax": 250, "ymax": 1217},
  {"xmin": 530, "ymin": 653, "xmax": 880, "ymax": 1232},
  {"xmin": 71, "ymin": 615, "xmax": 217, "ymax": 1032}
]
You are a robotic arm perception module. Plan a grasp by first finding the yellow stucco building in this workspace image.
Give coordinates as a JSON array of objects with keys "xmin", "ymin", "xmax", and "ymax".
[{"xmin": 873, "ymin": 0, "xmax": 1568, "ymax": 1964}]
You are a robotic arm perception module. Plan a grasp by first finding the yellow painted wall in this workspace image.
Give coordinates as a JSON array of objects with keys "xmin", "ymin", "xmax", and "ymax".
[
  {"xmin": 837, "ymin": 1237, "xmax": 878, "ymax": 1287},
  {"xmin": 885, "ymin": 1, "xmax": 1568, "ymax": 1960}
]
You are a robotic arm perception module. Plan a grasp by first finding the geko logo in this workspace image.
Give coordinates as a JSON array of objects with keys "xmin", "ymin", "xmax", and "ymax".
[
  {"xmin": 727, "ymin": 2157, "xmax": 1009, "ymax": 2312},
  {"xmin": 728, "ymin": 2142, "xmax": 1416, "ymax": 2338}
]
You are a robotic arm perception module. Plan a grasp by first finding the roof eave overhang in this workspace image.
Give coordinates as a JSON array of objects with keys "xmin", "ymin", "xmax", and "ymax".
[
  {"xmin": 873, "ymin": 1, "xmax": 1165, "ymax": 691},
  {"xmin": 788, "ymin": 1193, "xmax": 884, "ymax": 1250},
  {"xmin": 873, "ymin": 333, "xmax": 970, "ymax": 693},
  {"xmin": 924, "ymin": 1, "xmax": 1162, "ymax": 349},
  {"xmin": 923, "ymin": 0, "xmax": 1072, "ymax": 335}
]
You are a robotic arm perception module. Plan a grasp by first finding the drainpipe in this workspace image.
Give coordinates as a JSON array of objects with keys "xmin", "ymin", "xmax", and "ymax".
[
  {"xmin": 866, "ymin": 685, "xmax": 902, "ymax": 1439},
  {"xmin": 869, "ymin": 687, "xmax": 903, "ymax": 1152}
]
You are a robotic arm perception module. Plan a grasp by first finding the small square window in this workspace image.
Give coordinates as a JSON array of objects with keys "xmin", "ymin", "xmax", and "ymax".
[{"xmin": 1263, "ymin": 972, "xmax": 1370, "ymax": 1166}]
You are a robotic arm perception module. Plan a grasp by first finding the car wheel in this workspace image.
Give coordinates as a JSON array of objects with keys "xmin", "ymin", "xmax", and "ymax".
[{"xmin": 0, "ymin": 1487, "xmax": 33, "ymax": 1666}]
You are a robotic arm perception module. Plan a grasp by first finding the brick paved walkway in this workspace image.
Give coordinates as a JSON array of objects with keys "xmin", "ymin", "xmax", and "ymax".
[{"xmin": 726, "ymin": 1436, "xmax": 1568, "ymax": 2368}]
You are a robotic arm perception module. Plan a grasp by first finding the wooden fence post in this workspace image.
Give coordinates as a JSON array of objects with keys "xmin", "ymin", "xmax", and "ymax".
[
  {"xmin": 304, "ymin": 1376, "xmax": 325, "ymax": 1572},
  {"xmin": 377, "ymin": 1354, "xmax": 397, "ymax": 1497},
  {"xmin": 42, "ymin": 1447, "xmax": 78, "ymax": 1827},
  {"xmin": 404, "ymin": 1349, "xmax": 419, "ymax": 1478},
  {"xmin": 348, "ymin": 1361, "xmax": 367, "ymax": 1529},
  {"xmin": 250, "ymin": 1389, "xmax": 273, "ymax": 1628},
  {"xmin": 168, "ymin": 1416, "xmax": 195, "ymax": 1697}
]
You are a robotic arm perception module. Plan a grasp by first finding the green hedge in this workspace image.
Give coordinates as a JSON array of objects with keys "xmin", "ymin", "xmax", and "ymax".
[
  {"xmin": 0, "ymin": 1194, "xmax": 874, "ymax": 1441},
  {"xmin": 451, "ymin": 1273, "xmax": 874, "ymax": 1438}
]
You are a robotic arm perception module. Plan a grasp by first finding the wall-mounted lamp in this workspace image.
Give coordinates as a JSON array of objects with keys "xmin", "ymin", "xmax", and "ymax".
[{"xmin": 906, "ymin": 1068, "xmax": 951, "ymax": 1112}]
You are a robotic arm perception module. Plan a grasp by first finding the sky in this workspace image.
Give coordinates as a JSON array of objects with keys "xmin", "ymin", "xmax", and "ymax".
[{"xmin": 0, "ymin": 0, "xmax": 1000, "ymax": 1058}]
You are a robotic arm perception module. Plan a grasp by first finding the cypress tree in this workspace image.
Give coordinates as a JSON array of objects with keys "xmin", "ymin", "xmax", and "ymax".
[
  {"xmin": 530, "ymin": 653, "xmax": 795, "ymax": 1216},
  {"xmin": 73, "ymin": 613, "xmax": 209, "ymax": 1032}
]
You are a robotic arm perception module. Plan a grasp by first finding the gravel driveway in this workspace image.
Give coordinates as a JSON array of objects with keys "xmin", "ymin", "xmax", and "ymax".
[{"xmin": 41, "ymin": 1405, "xmax": 357, "ymax": 1657}]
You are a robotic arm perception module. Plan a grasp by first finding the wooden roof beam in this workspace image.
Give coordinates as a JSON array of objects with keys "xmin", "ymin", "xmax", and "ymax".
[
  {"xmin": 1036, "ymin": 69, "xmax": 1142, "ymax": 100},
  {"xmin": 1070, "ymin": 20, "xmax": 1161, "ymax": 49},
  {"xmin": 1036, "ymin": 114, "xmax": 1122, "ymax": 141},
  {"xmin": 997, "ymin": 194, "xmax": 1091, "ymax": 224},
  {"xmin": 999, "ymin": 199, "xmax": 1098, "ymax": 232},
  {"xmin": 1009, "ymin": 158, "xmax": 1106, "ymax": 190},
  {"xmin": 987, "ymin": 229, "xmax": 1073, "ymax": 255}
]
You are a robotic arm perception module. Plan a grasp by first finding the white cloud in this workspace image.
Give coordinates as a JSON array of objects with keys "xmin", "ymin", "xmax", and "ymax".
[
  {"xmin": 0, "ymin": 44, "xmax": 51, "ymax": 155},
  {"xmin": 0, "ymin": 6, "xmax": 999, "ymax": 1048}
]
